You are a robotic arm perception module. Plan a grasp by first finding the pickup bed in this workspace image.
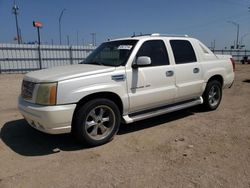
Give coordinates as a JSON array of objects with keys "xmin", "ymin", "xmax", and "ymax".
[{"xmin": 18, "ymin": 33, "xmax": 235, "ymax": 146}]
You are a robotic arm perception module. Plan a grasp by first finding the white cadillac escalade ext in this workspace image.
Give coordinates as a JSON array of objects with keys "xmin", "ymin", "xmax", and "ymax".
[{"xmin": 18, "ymin": 33, "xmax": 235, "ymax": 146}]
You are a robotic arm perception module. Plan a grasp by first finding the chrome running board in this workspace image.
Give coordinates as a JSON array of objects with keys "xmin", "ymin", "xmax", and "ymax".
[{"xmin": 123, "ymin": 97, "xmax": 203, "ymax": 124}]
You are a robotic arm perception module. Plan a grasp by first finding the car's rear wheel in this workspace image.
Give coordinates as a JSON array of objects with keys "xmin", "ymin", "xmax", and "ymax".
[
  {"xmin": 73, "ymin": 98, "xmax": 121, "ymax": 146},
  {"xmin": 202, "ymin": 80, "xmax": 222, "ymax": 110}
]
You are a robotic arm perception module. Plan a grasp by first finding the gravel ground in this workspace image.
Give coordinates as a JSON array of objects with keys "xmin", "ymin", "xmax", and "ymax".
[{"xmin": 0, "ymin": 64, "xmax": 250, "ymax": 188}]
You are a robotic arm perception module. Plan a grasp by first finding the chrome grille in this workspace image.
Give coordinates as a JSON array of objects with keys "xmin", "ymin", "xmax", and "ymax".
[{"xmin": 21, "ymin": 80, "xmax": 35, "ymax": 100}]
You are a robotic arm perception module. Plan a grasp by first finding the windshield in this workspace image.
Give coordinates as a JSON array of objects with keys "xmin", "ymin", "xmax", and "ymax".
[{"xmin": 81, "ymin": 40, "xmax": 138, "ymax": 66}]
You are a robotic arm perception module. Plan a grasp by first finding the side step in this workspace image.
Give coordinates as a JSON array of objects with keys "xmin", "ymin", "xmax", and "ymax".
[{"xmin": 123, "ymin": 97, "xmax": 203, "ymax": 124}]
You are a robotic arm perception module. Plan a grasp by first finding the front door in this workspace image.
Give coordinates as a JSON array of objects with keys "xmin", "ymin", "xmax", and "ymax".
[{"xmin": 126, "ymin": 40, "xmax": 177, "ymax": 113}]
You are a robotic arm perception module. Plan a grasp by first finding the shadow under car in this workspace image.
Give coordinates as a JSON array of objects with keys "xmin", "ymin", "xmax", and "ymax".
[{"xmin": 1, "ymin": 108, "xmax": 195, "ymax": 156}]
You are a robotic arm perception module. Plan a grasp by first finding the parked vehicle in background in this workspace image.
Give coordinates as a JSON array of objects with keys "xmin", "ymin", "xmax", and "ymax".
[
  {"xmin": 240, "ymin": 56, "xmax": 250, "ymax": 64},
  {"xmin": 18, "ymin": 33, "xmax": 235, "ymax": 146}
]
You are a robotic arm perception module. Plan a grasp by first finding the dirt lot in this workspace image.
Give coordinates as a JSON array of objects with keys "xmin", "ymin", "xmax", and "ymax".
[{"xmin": 0, "ymin": 64, "xmax": 250, "ymax": 188}]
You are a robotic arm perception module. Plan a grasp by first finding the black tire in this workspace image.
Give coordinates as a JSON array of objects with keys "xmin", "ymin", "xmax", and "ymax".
[
  {"xmin": 72, "ymin": 98, "xmax": 121, "ymax": 146},
  {"xmin": 202, "ymin": 80, "xmax": 222, "ymax": 111}
]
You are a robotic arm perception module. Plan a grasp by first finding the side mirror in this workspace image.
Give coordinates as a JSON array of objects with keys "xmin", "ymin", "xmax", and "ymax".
[{"xmin": 132, "ymin": 56, "xmax": 151, "ymax": 68}]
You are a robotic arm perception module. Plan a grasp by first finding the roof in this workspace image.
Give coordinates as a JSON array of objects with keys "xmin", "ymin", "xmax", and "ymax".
[{"xmin": 109, "ymin": 33, "xmax": 191, "ymax": 42}]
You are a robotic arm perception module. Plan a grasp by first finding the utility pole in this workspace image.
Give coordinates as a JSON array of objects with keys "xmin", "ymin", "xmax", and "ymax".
[
  {"xmin": 59, "ymin": 9, "xmax": 66, "ymax": 45},
  {"xmin": 67, "ymin": 35, "xmax": 70, "ymax": 46},
  {"xmin": 236, "ymin": 24, "xmax": 239, "ymax": 49},
  {"xmin": 227, "ymin": 21, "xmax": 240, "ymax": 49},
  {"xmin": 12, "ymin": 0, "xmax": 22, "ymax": 44},
  {"xmin": 76, "ymin": 31, "xmax": 79, "ymax": 46},
  {"xmin": 82, "ymin": 38, "xmax": 85, "ymax": 46},
  {"xmin": 210, "ymin": 40, "xmax": 216, "ymax": 51},
  {"xmin": 90, "ymin": 33, "xmax": 96, "ymax": 46}
]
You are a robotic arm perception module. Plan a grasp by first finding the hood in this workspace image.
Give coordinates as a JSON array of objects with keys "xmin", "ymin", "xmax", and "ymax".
[{"xmin": 24, "ymin": 64, "xmax": 116, "ymax": 83}]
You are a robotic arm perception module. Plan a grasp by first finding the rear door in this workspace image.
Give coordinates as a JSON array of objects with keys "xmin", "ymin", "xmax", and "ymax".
[{"xmin": 170, "ymin": 39, "xmax": 203, "ymax": 102}]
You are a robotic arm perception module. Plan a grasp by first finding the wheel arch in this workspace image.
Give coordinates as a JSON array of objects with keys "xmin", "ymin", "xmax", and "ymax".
[
  {"xmin": 72, "ymin": 92, "xmax": 124, "ymax": 125},
  {"xmin": 207, "ymin": 74, "xmax": 224, "ymax": 87},
  {"xmin": 202, "ymin": 75, "xmax": 223, "ymax": 111}
]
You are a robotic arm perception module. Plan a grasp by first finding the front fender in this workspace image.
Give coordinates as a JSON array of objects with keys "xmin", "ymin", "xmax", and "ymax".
[{"xmin": 56, "ymin": 73, "xmax": 129, "ymax": 114}]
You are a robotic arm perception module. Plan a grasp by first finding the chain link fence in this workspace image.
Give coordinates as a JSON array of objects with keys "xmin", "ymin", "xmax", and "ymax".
[{"xmin": 1, "ymin": 43, "xmax": 249, "ymax": 74}]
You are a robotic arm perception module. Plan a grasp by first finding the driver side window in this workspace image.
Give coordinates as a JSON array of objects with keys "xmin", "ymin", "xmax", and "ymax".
[{"xmin": 136, "ymin": 40, "xmax": 169, "ymax": 66}]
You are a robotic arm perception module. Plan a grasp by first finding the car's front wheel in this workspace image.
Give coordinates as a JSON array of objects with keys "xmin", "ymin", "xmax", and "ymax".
[{"xmin": 73, "ymin": 98, "xmax": 121, "ymax": 146}]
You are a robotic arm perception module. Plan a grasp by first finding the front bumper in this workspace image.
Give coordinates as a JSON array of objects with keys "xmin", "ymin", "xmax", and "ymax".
[{"xmin": 18, "ymin": 96, "xmax": 76, "ymax": 134}]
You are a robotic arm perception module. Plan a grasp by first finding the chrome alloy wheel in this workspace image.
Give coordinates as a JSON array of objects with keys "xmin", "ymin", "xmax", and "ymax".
[
  {"xmin": 208, "ymin": 85, "xmax": 221, "ymax": 107},
  {"xmin": 85, "ymin": 105, "xmax": 116, "ymax": 140}
]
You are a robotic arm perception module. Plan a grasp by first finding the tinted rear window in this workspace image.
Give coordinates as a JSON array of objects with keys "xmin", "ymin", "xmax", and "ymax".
[{"xmin": 170, "ymin": 40, "xmax": 197, "ymax": 64}]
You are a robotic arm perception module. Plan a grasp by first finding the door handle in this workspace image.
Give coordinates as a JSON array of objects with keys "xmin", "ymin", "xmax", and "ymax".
[
  {"xmin": 193, "ymin": 68, "xmax": 200, "ymax": 74},
  {"xmin": 166, "ymin": 70, "xmax": 174, "ymax": 77}
]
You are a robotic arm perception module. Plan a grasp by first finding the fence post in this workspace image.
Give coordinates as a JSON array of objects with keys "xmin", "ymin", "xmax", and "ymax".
[
  {"xmin": 38, "ymin": 45, "xmax": 42, "ymax": 69},
  {"xmin": 0, "ymin": 62, "xmax": 2, "ymax": 74},
  {"xmin": 69, "ymin": 46, "xmax": 73, "ymax": 65}
]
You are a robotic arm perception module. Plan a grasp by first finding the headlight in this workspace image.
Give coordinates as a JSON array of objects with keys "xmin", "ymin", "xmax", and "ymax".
[{"xmin": 35, "ymin": 83, "xmax": 57, "ymax": 105}]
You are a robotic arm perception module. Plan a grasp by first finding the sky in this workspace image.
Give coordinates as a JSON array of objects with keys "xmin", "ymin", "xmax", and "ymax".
[{"xmin": 0, "ymin": 0, "xmax": 250, "ymax": 49}]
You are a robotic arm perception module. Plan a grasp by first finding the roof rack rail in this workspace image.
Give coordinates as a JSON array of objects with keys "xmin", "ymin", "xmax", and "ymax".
[
  {"xmin": 131, "ymin": 33, "xmax": 189, "ymax": 38},
  {"xmin": 131, "ymin": 33, "xmax": 151, "ymax": 38},
  {"xmin": 151, "ymin": 33, "xmax": 189, "ymax": 37}
]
